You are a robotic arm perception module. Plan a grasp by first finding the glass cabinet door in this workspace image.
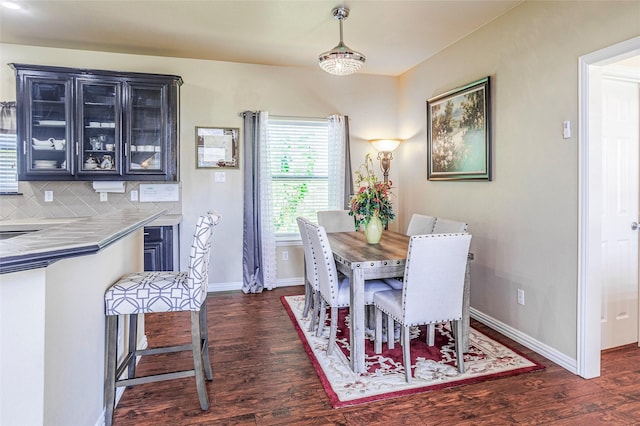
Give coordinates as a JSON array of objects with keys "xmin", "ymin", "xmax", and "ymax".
[
  {"xmin": 25, "ymin": 77, "xmax": 73, "ymax": 177},
  {"xmin": 126, "ymin": 84, "xmax": 167, "ymax": 176},
  {"xmin": 77, "ymin": 79, "xmax": 122, "ymax": 176}
]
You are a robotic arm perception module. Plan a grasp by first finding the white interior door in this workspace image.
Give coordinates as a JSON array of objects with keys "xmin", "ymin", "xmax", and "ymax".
[{"xmin": 600, "ymin": 76, "xmax": 639, "ymax": 350}]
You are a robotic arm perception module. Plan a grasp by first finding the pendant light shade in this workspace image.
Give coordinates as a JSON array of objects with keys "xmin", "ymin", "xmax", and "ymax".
[{"xmin": 318, "ymin": 7, "xmax": 365, "ymax": 76}]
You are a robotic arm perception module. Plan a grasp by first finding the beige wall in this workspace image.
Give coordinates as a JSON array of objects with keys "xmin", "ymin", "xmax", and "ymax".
[
  {"xmin": 0, "ymin": 43, "xmax": 399, "ymax": 288},
  {"xmin": 397, "ymin": 1, "xmax": 640, "ymax": 359}
]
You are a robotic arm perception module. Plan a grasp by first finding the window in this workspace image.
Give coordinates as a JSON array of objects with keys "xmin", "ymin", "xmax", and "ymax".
[
  {"xmin": 268, "ymin": 117, "xmax": 330, "ymax": 236},
  {"xmin": 0, "ymin": 133, "xmax": 18, "ymax": 193}
]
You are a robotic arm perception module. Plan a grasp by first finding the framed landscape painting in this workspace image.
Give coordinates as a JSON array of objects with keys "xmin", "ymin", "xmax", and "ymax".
[{"xmin": 427, "ymin": 77, "xmax": 491, "ymax": 181}]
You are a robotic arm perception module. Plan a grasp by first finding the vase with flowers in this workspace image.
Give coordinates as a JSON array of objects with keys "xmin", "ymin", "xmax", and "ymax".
[{"xmin": 348, "ymin": 154, "xmax": 395, "ymax": 244}]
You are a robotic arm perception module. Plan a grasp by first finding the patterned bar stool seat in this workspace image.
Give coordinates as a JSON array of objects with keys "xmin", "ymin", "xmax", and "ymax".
[{"xmin": 104, "ymin": 212, "xmax": 221, "ymax": 426}]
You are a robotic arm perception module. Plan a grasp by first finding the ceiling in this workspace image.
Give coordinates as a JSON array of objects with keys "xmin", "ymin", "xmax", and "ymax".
[{"xmin": 0, "ymin": 0, "xmax": 523, "ymax": 76}]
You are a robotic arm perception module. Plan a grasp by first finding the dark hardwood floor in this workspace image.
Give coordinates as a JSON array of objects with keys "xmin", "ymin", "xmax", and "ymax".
[{"xmin": 113, "ymin": 286, "xmax": 640, "ymax": 425}]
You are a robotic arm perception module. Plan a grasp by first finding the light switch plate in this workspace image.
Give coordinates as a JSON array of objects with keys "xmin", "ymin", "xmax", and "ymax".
[
  {"xmin": 215, "ymin": 172, "xmax": 226, "ymax": 183},
  {"xmin": 44, "ymin": 190, "xmax": 53, "ymax": 202}
]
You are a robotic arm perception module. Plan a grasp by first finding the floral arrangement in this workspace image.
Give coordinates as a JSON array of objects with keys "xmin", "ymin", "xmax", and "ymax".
[{"xmin": 349, "ymin": 153, "xmax": 395, "ymax": 229}]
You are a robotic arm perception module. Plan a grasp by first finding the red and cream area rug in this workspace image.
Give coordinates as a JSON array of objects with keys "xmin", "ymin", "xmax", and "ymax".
[{"xmin": 281, "ymin": 295, "xmax": 545, "ymax": 408}]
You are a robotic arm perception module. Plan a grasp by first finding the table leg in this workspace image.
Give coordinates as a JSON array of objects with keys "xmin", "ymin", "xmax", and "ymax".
[{"xmin": 349, "ymin": 267, "xmax": 366, "ymax": 374}]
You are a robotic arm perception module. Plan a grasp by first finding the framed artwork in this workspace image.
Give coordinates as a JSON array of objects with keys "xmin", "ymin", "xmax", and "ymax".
[
  {"xmin": 427, "ymin": 77, "xmax": 491, "ymax": 181},
  {"xmin": 196, "ymin": 126, "xmax": 239, "ymax": 168}
]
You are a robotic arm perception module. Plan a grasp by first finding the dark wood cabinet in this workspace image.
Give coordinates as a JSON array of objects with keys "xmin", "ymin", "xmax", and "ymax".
[
  {"xmin": 11, "ymin": 63, "xmax": 182, "ymax": 181},
  {"xmin": 143, "ymin": 226, "xmax": 174, "ymax": 271}
]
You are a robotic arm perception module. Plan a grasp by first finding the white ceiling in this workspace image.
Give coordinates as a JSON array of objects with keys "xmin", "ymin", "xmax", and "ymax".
[{"xmin": 0, "ymin": 0, "xmax": 523, "ymax": 76}]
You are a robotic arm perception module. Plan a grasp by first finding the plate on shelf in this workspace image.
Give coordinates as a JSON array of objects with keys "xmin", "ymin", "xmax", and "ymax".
[
  {"xmin": 37, "ymin": 120, "xmax": 66, "ymax": 126},
  {"xmin": 33, "ymin": 165, "xmax": 59, "ymax": 169},
  {"xmin": 32, "ymin": 145, "xmax": 55, "ymax": 150}
]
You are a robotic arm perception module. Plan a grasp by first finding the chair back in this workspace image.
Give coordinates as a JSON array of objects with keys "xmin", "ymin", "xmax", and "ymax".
[
  {"xmin": 432, "ymin": 218, "xmax": 468, "ymax": 234},
  {"xmin": 317, "ymin": 210, "xmax": 355, "ymax": 233},
  {"xmin": 406, "ymin": 213, "xmax": 436, "ymax": 235},
  {"xmin": 296, "ymin": 216, "xmax": 317, "ymax": 290},
  {"xmin": 186, "ymin": 212, "xmax": 221, "ymax": 309},
  {"xmin": 305, "ymin": 221, "xmax": 341, "ymax": 304},
  {"xmin": 402, "ymin": 233, "xmax": 471, "ymax": 325}
]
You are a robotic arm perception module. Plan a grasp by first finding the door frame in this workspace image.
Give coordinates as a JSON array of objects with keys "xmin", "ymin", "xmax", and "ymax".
[{"xmin": 578, "ymin": 36, "xmax": 640, "ymax": 378}]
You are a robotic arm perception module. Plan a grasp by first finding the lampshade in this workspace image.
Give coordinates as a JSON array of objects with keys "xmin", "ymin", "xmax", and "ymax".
[
  {"xmin": 370, "ymin": 139, "xmax": 401, "ymax": 152},
  {"xmin": 318, "ymin": 7, "xmax": 365, "ymax": 76}
]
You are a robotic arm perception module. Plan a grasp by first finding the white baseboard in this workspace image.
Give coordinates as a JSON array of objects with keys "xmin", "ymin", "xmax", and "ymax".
[
  {"xmin": 207, "ymin": 277, "xmax": 304, "ymax": 293},
  {"xmin": 471, "ymin": 307, "xmax": 577, "ymax": 374}
]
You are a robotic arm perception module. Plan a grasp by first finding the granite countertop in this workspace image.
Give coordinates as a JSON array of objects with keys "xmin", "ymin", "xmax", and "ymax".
[{"xmin": 0, "ymin": 209, "xmax": 169, "ymax": 274}]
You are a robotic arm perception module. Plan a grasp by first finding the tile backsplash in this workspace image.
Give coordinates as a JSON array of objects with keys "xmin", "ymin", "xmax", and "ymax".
[{"xmin": 0, "ymin": 181, "xmax": 181, "ymax": 219}]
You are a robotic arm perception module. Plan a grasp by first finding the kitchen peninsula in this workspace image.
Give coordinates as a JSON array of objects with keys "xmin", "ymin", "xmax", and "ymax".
[{"xmin": 0, "ymin": 209, "xmax": 166, "ymax": 426}]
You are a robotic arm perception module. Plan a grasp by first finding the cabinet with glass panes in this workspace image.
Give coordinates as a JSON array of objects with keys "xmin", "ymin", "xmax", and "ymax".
[{"xmin": 11, "ymin": 64, "xmax": 182, "ymax": 181}]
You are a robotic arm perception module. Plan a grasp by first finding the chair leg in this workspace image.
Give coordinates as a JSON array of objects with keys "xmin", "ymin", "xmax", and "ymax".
[
  {"xmin": 127, "ymin": 313, "xmax": 138, "ymax": 382},
  {"xmin": 426, "ymin": 323, "xmax": 436, "ymax": 346},
  {"xmin": 316, "ymin": 299, "xmax": 327, "ymax": 337},
  {"xmin": 199, "ymin": 303, "xmax": 213, "ymax": 381},
  {"xmin": 327, "ymin": 306, "xmax": 338, "ymax": 355},
  {"xmin": 402, "ymin": 325, "xmax": 412, "ymax": 383},
  {"xmin": 308, "ymin": 289, "xmax": 319, "ymax": 333},
  {"xmin": 374, "ymin": 307, "xmax": 383, "ymax": 354},
  {"xmin": 302, "ymin": 269, "xmax": 311, "ymax": 319},
  {"xmin": 104, "ymin": 315, "xmax": 118, "ymax": 426},
  {"xmin": 387, "ymin": 314, "xmax": 395, "ymax": 350},
  {"xmin": 190, "ymin": 311, "xmax": 210, "ymax": 410},
  {"xmin": 453, "ymin": 319, "xmax": 465, "ymax": 374}
]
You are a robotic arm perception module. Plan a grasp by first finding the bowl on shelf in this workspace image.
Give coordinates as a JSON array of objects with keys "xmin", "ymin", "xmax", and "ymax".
[{"xmin": 32, "ymin": 138, "xmax": 53, "ymax": 146}]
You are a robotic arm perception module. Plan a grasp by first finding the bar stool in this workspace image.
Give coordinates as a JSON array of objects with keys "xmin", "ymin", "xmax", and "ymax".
[{"xmin": 103, "ymin": 212, "xmax": 220, "ymax": 426}]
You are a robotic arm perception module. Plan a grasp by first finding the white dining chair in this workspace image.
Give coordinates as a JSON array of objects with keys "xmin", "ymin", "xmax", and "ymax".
[
  {"xmin": 305, "ymin": 221, "xmax": 392, "ymax": 355},
  {"xmin": 317, "ymin": 209, "xmax": 356, "ymax": 233},
  {"xmin": 296, "ymin": 216, "xmax": 320, "ymax": 332},
  {"xmin": 432, "ymin": 217, "xmax": 468, "ymax": 234},
  {"xmin": 406, "ymin": 213, "xmax": 436, "ymax": 235},
  {"xmin": 373, "ymin": 233, "xmax": 472, "ymax": 383}
]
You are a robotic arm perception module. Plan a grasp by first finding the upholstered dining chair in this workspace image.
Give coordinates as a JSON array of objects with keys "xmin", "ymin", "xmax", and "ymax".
[
  {"xmin": 103, "ymin": 212, "xmax": 221, "ymax": 426},
  {"xmin": 296, "ymin": 216, "xmax": 320, "ymax": 332},
  {"xmin": 432, "ymin": 217, "xmax": 468, "ymax": 234},
  {"xmin": 373, "ymin": 233, "xmax": 472, "ymax": 383},
  {"xmin": 317, "ymin": 209, "xmax": 356, "ymax": 233},
  {"xmin": 304, "ymin": 221, "xmax": 392, "ymax": 355},
  {"xmin": 406, "ymin": 213, "xmax": 436, "ymax": 236}
]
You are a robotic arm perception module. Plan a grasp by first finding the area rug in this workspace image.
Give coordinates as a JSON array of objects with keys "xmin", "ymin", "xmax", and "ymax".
[{"xmin": 281, "ymin": 294, "xmax": 545, "ymax": 408}]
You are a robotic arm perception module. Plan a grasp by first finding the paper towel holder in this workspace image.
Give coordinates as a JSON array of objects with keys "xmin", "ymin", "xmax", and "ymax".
[{"xmin": 92, "ymin": 181, "xmax": 126, "ymax": 193}]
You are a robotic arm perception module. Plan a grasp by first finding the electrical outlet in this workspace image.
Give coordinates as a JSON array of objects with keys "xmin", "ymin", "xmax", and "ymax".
[
  {"xmin": 517, "ymin": 289, "xmax": 525, "ymax": 306},
  {"xmin": 282, "ymin": 251, "xmax": 289, "ymax": 261},
  {"xmin": 130, "ymin": 190, "xmax": 139, "ymax": 201},
  {"xmin": 100, "ymin": 192, "xmax": 108, "ymax": 202},
  {"xmin": 44, "ymin": 190, "xmax": 53, "ymax": 202}
]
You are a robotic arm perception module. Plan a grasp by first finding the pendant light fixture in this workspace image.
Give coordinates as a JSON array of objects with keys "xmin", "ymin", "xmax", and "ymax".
[{"xmin": 318, "ymin": 6, "xmax": 366, "ymax": 76}]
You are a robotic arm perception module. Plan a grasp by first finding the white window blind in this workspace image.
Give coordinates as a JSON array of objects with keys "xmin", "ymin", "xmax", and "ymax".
[
  {"xmin": 0, "ymin": 134, "xmax": 18, "ymax": 193},
  {"xmin": 268, "ymin": 117, "xmax": 329, "ymax": 236}
]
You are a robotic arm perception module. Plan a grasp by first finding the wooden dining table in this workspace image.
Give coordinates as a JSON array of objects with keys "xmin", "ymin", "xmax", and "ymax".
[{"xmin": 326, "ymin": 230, "xmax": 471, "ymax": 374}]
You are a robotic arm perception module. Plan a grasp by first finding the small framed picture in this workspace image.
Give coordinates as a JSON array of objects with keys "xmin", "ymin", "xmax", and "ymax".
[
  {"xmin": 427, "ymin": 77, "xmax": 491, "ymax": 181},
  {"xmin": 196, "ymin": 126, "xmax": 239, "ymax": 168}
]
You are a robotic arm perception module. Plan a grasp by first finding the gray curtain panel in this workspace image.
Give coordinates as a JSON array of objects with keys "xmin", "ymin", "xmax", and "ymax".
[{"xmin": 241, "ymin": 111, "xmax": 265, "ymax": 293}]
